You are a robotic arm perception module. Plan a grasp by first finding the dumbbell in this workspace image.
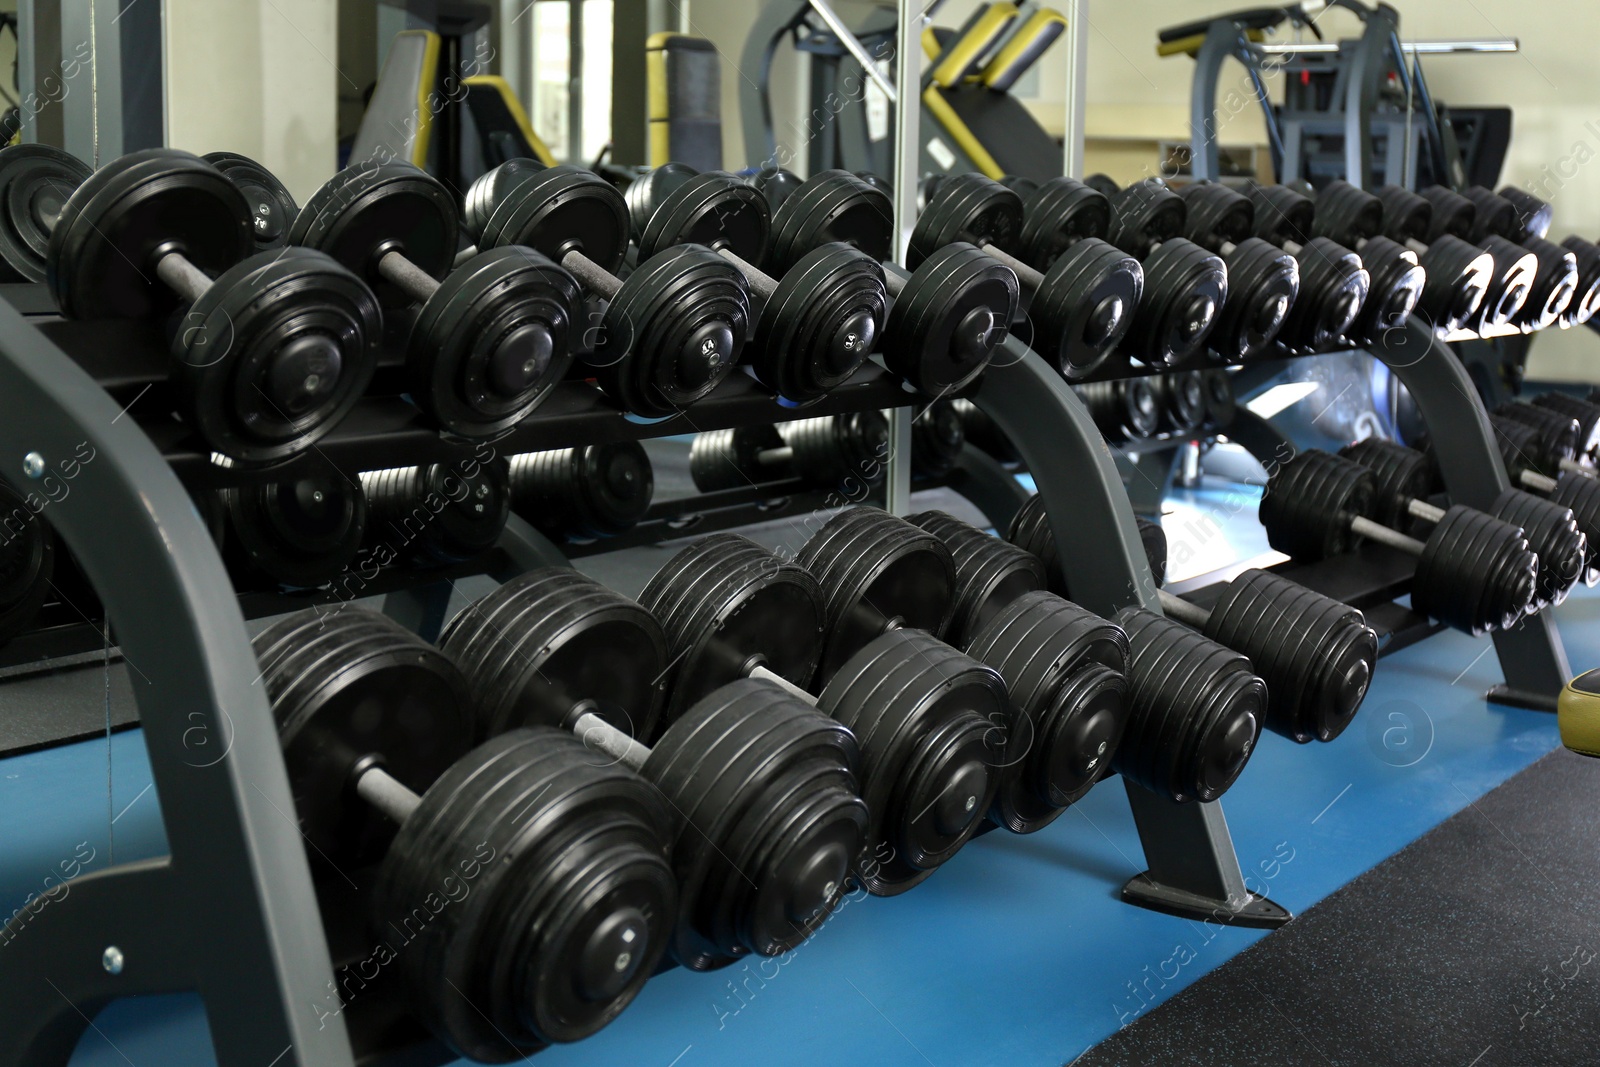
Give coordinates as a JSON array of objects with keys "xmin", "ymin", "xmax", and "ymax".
[
  {"xmin": 1259, "ymin": 449, "xmax": 1537, "ymax": 635},
  {"xmin": 0, "ymin": 481, "xmax": 56, "ymax": 648},
  {"xmin": 441, "ymin": 567, "xmax": 869, "ymax": 966},
  {"xmin": 1074, "ymin": 378, "xmax": 1161, "ymax": 441},
  {"xmin": 508, "ymin": 441, "xmax": 655, "ymax": 541},
  {"xmin": 418, "ymin": 160, "xmax": 753, "ymax": 419},
  {"xmin": 622, "ymin": 162, "xmax": 889, "ymax": 403},
  {"xmin": 1463, "ymin": 185, "xmax": 1578, "ymax": 330},
  {"xmin": 1341, "ymin": 436, "xmax": 1586, "ymax": 609},
  {"xmin": 1555, "ymin": 235, "xmax": 1600, "ymax": 326},
  {"xmin": 639, "ymin": 524, "xmax": 1004, "ymax": 892},
  {"xmin": 460, "ymin": 156, "xmax": 547, "ymax": 245},
  {"xmin": 747, "ymin": 165, "xmax": 805, "ymax": 213},
  {"xmin": 219, "ymin": 453, "xmax": 367, "ymax": 588},
  {"xmin": 907, "ymin": 172, "xmax": 1144, "ymax": 377},
  {"xmin": 1532, "ymin": 393, "xmax": 1600, "ymax": 464},
  {"xmin": 253, "ymin": 607, "xmax": 677, "ymax": 1060},
  {"xmin": 1489, "ymin": 183, "xmax": 1600, "ymax": 324},
  {"xmin": 1498, "ymin": 185, "xmax": 1555, "ymax": 243},
  {"xmin": 1226, "ymin": 183, "xmax": 1376, "ymax": 350},
  {"xmin": 1366, "ymin": 183, "xmax": 1497, "ymax": 333},
  {"xmin": 1157, "ymin": 370, "xmax": 1208, "ymax": 435},
  {"xmin": 1203, "ymin": 367, "xmax": 1237, "ymax": 429},
  {"xmin": 1089, "ymin": 177, "xmax": 1232, "ymax": 366},
  {"xmin": 909, "ymin": 513, "xmax": 1131, "ymax": 831},
  {"xmin": 21, "ymin": 147, "xmax": 382, "ymax": 463},
  {"xmin": 1007, "ymin": 491, "xmax": 1167, "ymax": 593},
  {"xmin": 757, "ymin": 169, "xmax": 1019, "ymax": 395},
  {"xmin": 1390, "ymin": 184, "xmax": 1538, "ymax": 331},
  {"xmin": 289, "ymin": 162, "xmax": 582, "ymax": 436},
  {"xmin": 688, "ymin": 412, "xmax": 889, "ymax": 492},
  {"xmin": 1496, "ymin": 400, "xmax": 1592, "ymax": 472},
  {"xmin": 202, "ymin": 151, "xmax": 297, "ymax": 253},
  {"xmin": 1157, "ymin": 570, "xmax": 1377, "ymax": 744},
  {"xmin": 360, "ymin": 458, "xmax": 511, "ymax": 565},
  {"xmin": 1291, "ymin": 180, "xmax": 1434, "ymax": 342},
  {"xmin": 1484, "ymin": 416, "xmax": 1600, "ymax": 583}
]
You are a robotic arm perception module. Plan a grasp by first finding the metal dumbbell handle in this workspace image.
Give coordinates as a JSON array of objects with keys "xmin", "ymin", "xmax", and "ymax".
[
  {"xmin": 1405, "ymin": 497, "xmax": 1448, "ymax": 524},
  {"xmin": 571, "ymin": 711, "xmax": 654, "ymax": 771},
  {"xmin": 154, "ymin": 253, "xmax": 216, "ymax": 305},
  {"xmin": 716, "ymin": 247, "xmax": 778, "ymax": 303},
  {"xmin": 755, "ymin": 446, "xmax": 795, "ymax": 467},
  {"xmin": 975, "ymin": 243, "xmax": 1045, "ymax": 291},
  {"xmin": 377, "ymin": 249, "xmax": 443, "ymax": 305},
  {"xmin": 559, "ymin": 249, "xmax": 625, "ymax": 300},
  {"xmin": 1521, "ymin": 469, "xmax": 1560, "ymax": 493},
  {"xmin": 1349, "ymin": 514, "xmax": 1427, "ymax": 555},
  {"xmin": 352, "ymin": 763, "xmax": 425, "ymax": 823},
  {"xmin": 1156, "ymin": 589, "xmax": 1211, "ymax": 628}
]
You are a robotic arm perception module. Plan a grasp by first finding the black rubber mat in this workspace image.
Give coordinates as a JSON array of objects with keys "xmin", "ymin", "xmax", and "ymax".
[{"xmin": 1074, "ymin": 748, "xmax": 1600, "ymax": 1067}]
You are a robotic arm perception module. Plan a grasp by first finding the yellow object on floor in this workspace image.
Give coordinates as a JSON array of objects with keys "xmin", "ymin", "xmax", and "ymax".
[{"xmin": 1557, "ymin": 667, "xmax": 1600, "ymax": 756}]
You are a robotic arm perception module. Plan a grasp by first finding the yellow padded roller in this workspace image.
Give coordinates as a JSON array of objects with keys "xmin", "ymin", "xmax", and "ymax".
[
  {"xmin": 980, "ymin": 9, "xmax": 1068, "ymax": 93},
  {"xmin": 1158, "ymin": 27, "xmax": 1265, "ymax": 59},
  {"xmin": 1559, "ymin": 668, "xmax": 1600, "ymax": 758},
  {"xmin": 927, "ymin": 2, "xmax": 1020, "ymax": 90}
]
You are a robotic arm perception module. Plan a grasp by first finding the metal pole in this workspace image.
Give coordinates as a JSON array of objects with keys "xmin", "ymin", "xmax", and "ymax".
[
  {"xmin": 568, "ymin": 0, "xmax": 585, "ymax": 165},
  {"xmin": 1061, "ymin": 0, "xmax": 1087, "ymax": 178},
  {"xmin": 884, "ymin": 0, "xmax": 920, "ymax": 516},
  {"xmin": 809, "ymin": 0, "xmax": 898, "ymax": 102},
  {"xmin": 1256, "ymin": 38, "xmax": 1518, "ymax": 55}
]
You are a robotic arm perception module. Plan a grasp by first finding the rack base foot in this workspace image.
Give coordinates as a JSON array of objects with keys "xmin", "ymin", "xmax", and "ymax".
[
  {"xmin": 1486, "ymin": 684, "xmax": 1559, "ymax": 713},
  {"xmin": 1121, "ymin": 872, "xmax": 1293, "ymax": 929}
]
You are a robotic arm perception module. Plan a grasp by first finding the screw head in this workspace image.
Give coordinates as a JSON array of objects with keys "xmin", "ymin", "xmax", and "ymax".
[
  {"xmin": 22, "ymin": 452, "xmax": 44, "ymax": 479},
  {"xmin": 102, "ymin": 946, "xmax": 124, "ymax": 974}
]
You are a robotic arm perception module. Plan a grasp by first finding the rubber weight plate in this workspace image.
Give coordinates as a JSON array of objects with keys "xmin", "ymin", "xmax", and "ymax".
[
  {"xmin": 907, "ymin": 171, "xmax": 1023, "ymax": 270},
  {"xmin": 361, "ymin": 459, "xmax": 511, "ymax": 565},
  {"xmin": 1124, "ymin": 237, "xmax": 1227, "ymax": 366},
  {"xmin": 0, "ymin": 144, "xmax": 89, "ymax": 282},
  {"xmin": 481, "ymin": 165, "xmax": 630, "ymax": 274},
  {"xmin": 439, "ymin": 567, "xmax": 667, "ymax": 742},
  {"xmin": 748, "ymin": 166, "xmax": 803, "ymax": 215},
  {"xmin": 1280, "ymin": 237, "xmax": 1368, "ymax": 351},
  {"xmin": 1375, "ymin": 185, "xmax": 1431, "ymax": 242},
  {"xmin": 406, "ymin": 246, "xmax": 581, "ymax": 436},
  {"xmin": 1338, "ymin": 438, "xmax": 1434, "ymax": 529},
  {"xmin": 251, "ymin": 606, "xmax": 473, "ymax": 863},
  {"xmin": 49, "ymin": 148, "xmax": 252, "ymax": 319},
  {"xmin": 908, "ymin": 510, "xmax": 1046, "ymax": 647},
  {"xmin": 1259, "ymin": 450, "xmax": 1375, "ymax": 561},
  {"xmin": 1351, "ymin": 236, "xmax": 1424, "ymax": 343},
  {"xmin": 1558, "ymin": 236, "xmax": 1600, "ymax": 325},
  {"xmin": 910, "ymin": 399, "xmax": 965, "ymax": 479},
  {"xmin": 1159, "ymin": 371, "xmax": 1206, "ymax": 434},
  {"xmin": 1415, "ymin": 235, "xmax": 1494, "ymax": 332},
  {"xmin": 635, "ymin": 169, "xmax": 771, "ymax": 264},
  {"xmin": 223, "ymin": 452, "xmax": 367, "ymax": 587},
  {"xmin": 462, "ymin": 157, "xmax": 546, "ymax": 242},
  {"xmin": 204, "ymin": 151, "xmax": 297, "ymax": 252},
  {"xmin": 766, "ymin": 170, "xmax": 893, "ymax": 275},
  {"xmin": 1550, "ymin": 472, "xmax": 1600, "ymax": 581},
  {"xmin": 1075, "ymin": 379, "xmax": 1161, "ymax": 441},
  {"xmin": 509, "ymin": 441, "xmax": 654, "ymax": 539},
  {"xmin": 1028, "ymin": 237, "xmax": 1142, "ymax": 377},
  {"xmin": 780, "ymin": 411, "xmax": 888, "ymax": 486},
  {"xmin": 884, "ymin": 242, "xmax": 1017, "ymax": 395},
  {"xmin": 795, "ymin": 506, "xmax": 956, "ymax": 683},
  {"xmin": 175, "ymin": 247, "xmax": 381, "ymax": 463},
  {"xmin": 287, "ymin": 161, "xmax": 458, "ymax": 306},
  {"xmin": 1017, "ymin": 176, "xmax": 1112, "ymax": 270},
  {"xmin": 747, "ymin": 242, "xmax": 886, "ymax": 403},
  {"xmin": 1412, "ymin": 505, "xmax": 1537, "ymax": 635},
  {"xmin": 373, "ymin": 727, "xmax": 676, "ymax": 1059},
  {"xmin": 638, "ymin": 533, "xmax": 825, "ymax": 722},
  {"xmin": 1490, "ymin": 488, "xmax": 1586, "ymax": 608},
  {"xmin": 688, "ymin": 425, "xmax": 787, "ymax": 491},
  {"xmin": 1210, "ymin": 238, "xmax": 1297, "ymax": 361},
  {"xmin": 817, "ymin": 628, "xmax": 1005, "ymax": 894}
]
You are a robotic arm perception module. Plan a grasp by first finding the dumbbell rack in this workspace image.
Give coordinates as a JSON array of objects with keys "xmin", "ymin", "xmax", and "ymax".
[{"xmin": 0, "ymin": 272, "xmax": 1312, "ymax": 1063}]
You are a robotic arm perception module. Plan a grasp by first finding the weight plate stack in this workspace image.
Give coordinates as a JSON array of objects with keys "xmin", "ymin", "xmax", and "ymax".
[
  {"xmin": 817, "ymin": 628, "xmax": 1006, "ymax": 894},
  {"xmin": 747, "ymin": 166, "xmax": 803, "ymax": 215},
  {"xmin": 1006, "ymin": 493, "xmax": 1166, "ymax": 592},
  {"xmin": 1477, "ymin": 236, "xmax": 1539, "ymax": 330},
  {"xmin": 1489, "ymin": 488, "xmax": 1587, "ymax": 608},
  {"xmin": 1125, "ymin": 238, "xmax": 1228, "ymax": 366},
  {"xmin": 910, "ymin": 399, "xmax": 966, "ymax": 479},
  {"xmin": 645, "ymin": 678, "xmax": 865, "ymax": 967},
  {"xmin": 480, "ymin": 165, "xmax": 630, "ymax": 273},
  {"xmin": 1028, "ymin": 238, "xmax": 1143, "ymax": 378},
  {"xmin": 780, "ymin": 411, "xmax": 889, "ymax": 487},
  {"xmin": 1017, "ymin": 176, "xmax": 1112, "ymax": 269},
  {"xmin": 1411, "ymin": 505, "xmax": 1538, "ymax": 635},
  {"xmin": 1558, "ymin": 236, "xmax": 1600, "ymax": 325},
  {"xmin": 0, "ymin": 144, "xmax": 90, "ymax": 282},
  {"xmin": 1350, "ymin": 236, "xmax": 1425, "ymax": 343},
  {"xmin": 1375, "ymin": 185, "xmax": 1433, "ymax": 243},
  {"xmin": 1497, "ymin": 401, "xmax": 1583, "ymax": 472},
  {"xmin": 252, "ymin": 607, "xmax": 474, "ymax": 863},
  {"xmin": 592, "ymin": 244, "xmax": 751, "ymax": 418},
  {"xmin": 688, "ymin": 425, "xmax": 788, "ymax": 491},
  {"xmin": 632, "ymin": 168, "xmax": 772, "ymax": 265},
  {"xmin": 1158, "ymin": 371, "xmax": 1206, "ymax": 435},
  {"xmin": 1259, "ymin": 450, "xmax": 1375, "ymax": 561},
  {"xmin": 883, "ymin": 241, "xmax": 1017, "ymax": 396},
  {"xmin": 1211, "ymin": 238, "xmax": 1299, "ymax": 361},
  {"xmin": 1418, "ymin": 186, "xmax": 1477, "ymax": 242},
  {"xmin": 1498, "ymin": 186, "xmax": 1554, "ymax": 242},
  {"xmin": 1075, "ymin": 379, "xmax": 1161, "ymax": 441},
  {"xmin": 1338, "ymin": 438, "xmax": 1436, "ymax": 529},
  {"xmin": 1490, "ymin": 413, "xmax": 1555, "ymax": 477},
  {"xmin": 966, "ymin": 590, "xmax": 1130, "ymax": 832},
  {"xmin": 461, "ymin": 157, "xmax": 546, "ymax": 243},
  {"xmin": 439, "ymin": 567, "xmax": 668, "ymax": 743},
  {"xmin": 1279, "ymin": 237, "xmax": 1370, "ymax": 351},
  {"xmin": 376, "ymin": 726, "xmax": 677, "ymax": 1059},
  {"xmin": 1549, "ymin": 472, "xmax": 1600, "ymax": 582},
  {"xmin": 1533, "ymin": 393, "xmax": 1600, "ymax": 461},
  {"xmin": 908, "ymin": 511, "xmax": 1046, "ymax": 647},
  {"xmin": 748, "ymin": 242, "xmax": 886, "ymax": 403},
  {"xmin": 1113, "ymin": 607, "xmax": 1266, "ymax": 802},
  {"xmin": 1203, "ymin": 368, "xmax": 1237, "ymax": 431},
  {"xmin": 1312, "ymin": 180, "xmax": 1383, "ymax": 244},
  {"xmin": 1201, "ymin": 569, "xmax": 1377, "ymax": 743},
  {"xmin": 764, "ymin": 170, "xmax": 893, "ymax": 274},
  {"xmin": 0, "ymin": 481, "xmax": 56, "ymax": 648},
  {"xmin": 361, "ymin": 459, "xmax": 511, "ymax": 566},
  {"xmin": 203, "ymin": 151, "xmax": 297, "ymax": 252},
  {"xmin": 637, "ymin": 533, "xmax": 825, "ymax": 721},
  {"xmin": 509, "ymin": 442, "xmax": 654, "ymax": 540},
  {"xmin": 1414, "ymin": 235, "xmax": 1494, "ymax": 333},
  {"xmin": 1463, "ymin": 185, "xmax": 1519, "ymax": 242},
  {"xmin": 1246, "ymin": 182, "xmax": 1314, "ymax": 247},
  {"xmin": 907, "ymin": 171, "xmax": 1024, "ymax": 269},
  {"xmin": 796, "ymin": 507, "xmax": 957, "ymax": 683},
  {"xmin": 406, "ymin": 246, "xmax": 581, "ymax": 437},
  {"xmin": 222, "ymin": 454, "xmax": 367, "ymax": 587},
  {"xmin": 1517, "ymin": 237, "xmax": 1579, "ymax": 330},
  {"xmin": 175, "ymin": 247, "xmax": 383, "ymax": 464}
]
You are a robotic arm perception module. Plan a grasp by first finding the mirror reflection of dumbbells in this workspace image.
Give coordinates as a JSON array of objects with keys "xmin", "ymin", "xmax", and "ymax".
[
  {"xmin": 1482, "ymin": 414, "xmax": 1600, "ymax": 584},
  {"xmin": 0, "ymin": 145, "xmax": 382, "ymax": 463}
]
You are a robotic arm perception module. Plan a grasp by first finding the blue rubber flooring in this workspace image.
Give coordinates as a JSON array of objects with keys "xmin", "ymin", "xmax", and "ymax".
[{"xmin": 5, "ymin": 484, "xmax": 1589, "ymax": 1067}]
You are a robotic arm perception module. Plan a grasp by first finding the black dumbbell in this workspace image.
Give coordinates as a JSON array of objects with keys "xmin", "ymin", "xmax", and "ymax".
[
  {"xmin": 747, "ymin": 165, "xmax": 805, "ymax": 213},
  {"xmin": 1231, "ymin": 183, "xmax": 1375, "ymax": 350},
  {"xmin": 219, "ymin": 453, "xmax": 367, "ymax": 588},
  {"xmin": 1484, "ymin": 416, "xmax": 1600, "ymax": 584},
  {"xmin": 460, "ymin": 156, "xmax": 547, "ymax": 244},
  {"xmin": 441, "ymin": 567, "xmax": 869, "ymax": 966},
  {"xmin": 508, "ymin": 441, "xmax": 655, "ymax": 541},
  {"xmin": 623, "ymin": 162, "xmax": 890, "ymax": 403},
  {"xmin": 1341, "ymin": 436, "xmax": 1585, "ymax": 610},
  {"xmin": 1488, "ymin": 184, "xmax": 1600, "ymax": 323},
  {"xmin": 289, "ymin": 162, "xmax": 582, "ymax": 436},
  {"xmin": 1556, "ymin": 235, "xmax": 1600, "ymax": 326},
  {"xmin": 253, "ymin": 606, "xmax": 677, "ymax": 1060},
  {"xmin": 1260, "ymin": 449, "xmax": 1537, "ymax": 634},
  {"xmin": 435, "ymin": 161, "xmax": 753, "ymax": 418},
  {"xmin": 1091, "ymin": 177, "xmax": 1232, "ymax": 366},
  {"xmin": 1295, "ymin": 180, "xmax": 1434, "ymax": 342},
  {"xmin": 1403, "ymin": 184, "xmax": 1540, "ymax": 331},
  {"xmin": 1496, "ymin": 400, "xmax": 1592, "ymax": 471},
  {"xmin": 1074, "ymin": 378, "xmax": 1162, "ymax": 441},
  {"xmin": 757, "ymin": 170, "xmax": 1019, "ymax": 396},
  {"xmin": 1157, "ymin": 370, "xmax": 1208, "ymax": 435},
  {"xmin": 1007, "ymin": 491, "xmax": 1167, "ymax": 592},
  {"xmin": 1203, "ymin": 367, "xmax": 1237, "ymax": 429},
  {"xmin": 0, "ymin": 481, "xmax": 56, "ymax": 648},
  {"xmin": 360, "ymin": 458, "xmax": 511, "ymax": 566},
  {"xmin": 639, "ymin": 526, "xmax": 1005, "ymax": 893},
  {"xmin": 1464, "ymin": 186, "xmax": 1578, "ymax": 330},
  {"xmin": 1498, "ymin": 185, "xmax": 1554, "ymax": 243},
  {"xmin": 1157, "ymin": 570, "xmax": 1377, "ymax": 744},
  {"xmin": 22, "ymin": 147, "xmax": 382, "ymax": 464},
  {"xmin": 203, "ymin": 151, "xmax": 297, "ymax": 252},
  {"xmin": 1369, "ymin": 183, "xmax": 1497, "ymax": 333},
  {"xmin": 909, "ymin": 172, "xmax": 1144, "ymax": 378},
  {"xmin": 688, "ymin": 412, "xmax": 889, "ymax": 492},
  {"xmin": 1532, "ymin": 393, "xmax": 1600, "ymax": 464}
]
